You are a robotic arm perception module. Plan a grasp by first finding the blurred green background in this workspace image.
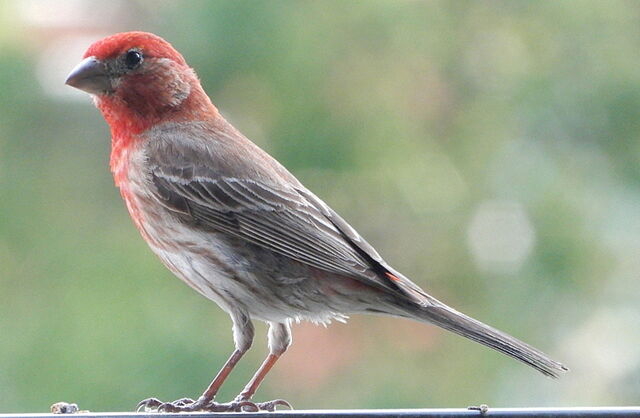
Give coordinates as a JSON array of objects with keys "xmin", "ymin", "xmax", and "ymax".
[{"xmin": 1, "ymin": 0, "xmax": 639, "ymax": 412}]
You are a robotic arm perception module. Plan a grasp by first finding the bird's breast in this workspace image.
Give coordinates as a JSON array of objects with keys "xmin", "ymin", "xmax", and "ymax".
[{"xmin": 111, "ymin": 142, "xmax": 163, "ymax": 248}]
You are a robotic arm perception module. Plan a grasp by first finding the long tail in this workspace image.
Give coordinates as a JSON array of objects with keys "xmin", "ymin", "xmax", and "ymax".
[{"xmin": 402, "ymin": 301, "xmax": 568, "ymax": 378}]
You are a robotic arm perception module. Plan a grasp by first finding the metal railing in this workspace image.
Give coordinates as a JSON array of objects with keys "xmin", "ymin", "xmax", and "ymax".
[{"xmin": 1, "ymin": 407, "xmax": 640, "ymax": 418}]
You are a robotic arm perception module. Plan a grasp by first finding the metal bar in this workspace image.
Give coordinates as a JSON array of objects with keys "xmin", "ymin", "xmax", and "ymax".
[{"xmin": 1, "ymin": 408, "xmax": 640, "ymax": 418}]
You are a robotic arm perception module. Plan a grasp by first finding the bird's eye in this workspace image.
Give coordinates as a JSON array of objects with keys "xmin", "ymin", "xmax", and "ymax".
[{"xmin": 124, "ymin": 50, "xmax": 143, "ymax": 70}]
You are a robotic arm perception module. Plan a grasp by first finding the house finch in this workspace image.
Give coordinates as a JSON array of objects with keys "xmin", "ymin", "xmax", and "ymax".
[{"xmin": 65, "ymin": 32, "xmax": 567, "ymax": 412}]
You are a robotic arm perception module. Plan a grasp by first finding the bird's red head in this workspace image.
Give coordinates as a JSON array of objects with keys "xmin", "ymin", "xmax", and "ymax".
[
  {"xmin": 66, "ymin": 31, "xmax": 216, "ymax": 136},
  {"xmin": 84, "ymin": 32, "xmax": 187, "ymax": 66}
]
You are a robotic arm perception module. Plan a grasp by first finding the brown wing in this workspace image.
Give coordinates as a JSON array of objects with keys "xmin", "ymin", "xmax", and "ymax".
[{"xmin": 145, "ymin": 124, "xmax": 431, "ymax": 304}]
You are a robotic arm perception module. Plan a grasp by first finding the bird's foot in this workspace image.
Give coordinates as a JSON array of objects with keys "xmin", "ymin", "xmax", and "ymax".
[
  {"xmin": 137, "ymin": 396, "xmax": 292, "ymax": 412},
  {"xmin": 136, "ymin": 397, "xmax": 196, "ymax": 412}
]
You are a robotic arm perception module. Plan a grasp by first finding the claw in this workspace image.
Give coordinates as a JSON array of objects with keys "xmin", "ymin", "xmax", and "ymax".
[
  {"xmin": 236, "ymin": 400, "xmax": 259, "ymax": 412},
  {"xmin": 136, "ymin": 398, "xmax": 162, "ymax": 412},
  {"xmin": 255, "ymin": 399, "xmax": 293, "ymax": 411}
]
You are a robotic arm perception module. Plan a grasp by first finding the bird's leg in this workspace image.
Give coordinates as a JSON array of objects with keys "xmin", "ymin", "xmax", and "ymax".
[
  {"xmin": 197, "ymin": 348, "xmax": 246, "ymax": 403},
  {"xmin": 137, "ymin": 311, "xmax": 255, "ymax": 412},
  {"xmin": 234, "ymin": 322, "xmax": 293, "ymax": 411}
]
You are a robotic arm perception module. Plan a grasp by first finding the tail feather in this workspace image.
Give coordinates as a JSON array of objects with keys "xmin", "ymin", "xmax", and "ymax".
[{"xmin": 409, "ymin": 303, "xmax": 568, "ymax": 378}]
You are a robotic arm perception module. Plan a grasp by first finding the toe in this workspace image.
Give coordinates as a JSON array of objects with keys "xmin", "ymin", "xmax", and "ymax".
[
  {"xmin": 257, "ymin": 399, "xmax": 293, "ymax": 411},
  {"xmin": 173, "ymin": 398, "xmax": 195, "ymax": 407},
  {"xmin": 156, "ymin": 402, "xmax": 173, "ymax": 413}
]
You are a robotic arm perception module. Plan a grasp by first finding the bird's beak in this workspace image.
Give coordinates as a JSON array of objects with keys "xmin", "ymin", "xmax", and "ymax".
[{"xmin": 65, "ymin": 57, "xmax": 113, "ymax": 95}]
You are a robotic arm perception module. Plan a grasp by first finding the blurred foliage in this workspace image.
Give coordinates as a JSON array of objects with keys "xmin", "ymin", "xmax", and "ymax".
[{"xmin": 1, "ymin": 0, "xmax": 639, "ymax": 412}]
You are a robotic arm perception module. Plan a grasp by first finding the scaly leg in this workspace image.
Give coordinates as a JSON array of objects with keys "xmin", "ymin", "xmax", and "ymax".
[
  {"xmin": 233, "ymin": 321, "xmax": 293, "ymax": 411},
  {"xmin": 137, "ymin": 310, "xmax": 257, "ymax": 412}
]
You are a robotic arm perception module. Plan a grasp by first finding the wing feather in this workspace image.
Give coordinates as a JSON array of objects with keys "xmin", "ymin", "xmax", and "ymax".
[
  {"xmin": 153, "ymin": 171, "xmax": 372, "ymax": 270},
  {"xmin": 145, "ymin": 125, "xmax": 428, "ymax": 302}
]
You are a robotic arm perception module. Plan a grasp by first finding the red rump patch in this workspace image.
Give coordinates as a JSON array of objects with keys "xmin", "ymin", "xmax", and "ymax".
[{"xmin": 85, "ymin": 31, "xmax": 187, "ymax": 66}]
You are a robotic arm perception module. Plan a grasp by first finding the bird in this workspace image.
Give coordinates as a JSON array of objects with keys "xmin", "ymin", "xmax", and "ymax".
[{"xmin": 65, "ymin": 31, "xmax": 567, "ymax": 412}]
